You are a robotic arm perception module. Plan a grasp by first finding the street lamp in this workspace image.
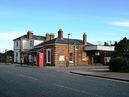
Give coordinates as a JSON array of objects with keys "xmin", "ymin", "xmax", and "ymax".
[
  {"xmin": 5, "ymin": 49, "xmax": 7, "ymax": 63},
  {"xmin": 76, "ymin": 44, "xmax": 79, "ymax": 66},
  {"xmin": 67, "ymin": 33, "xmax": 71, "ymax": 67}
]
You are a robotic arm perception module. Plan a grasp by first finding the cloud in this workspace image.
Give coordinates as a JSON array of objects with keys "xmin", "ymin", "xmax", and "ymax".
[
  {"xmin": 110, "ymin": 21, "xmax": 129, "ymax": 27},
  {"xmin": 118, "ymin": 29, "xmax": 129, "ymax": 33},
  {"xmin": 109, "ymin": 27, "xmax": 129, "ymax": 33}
]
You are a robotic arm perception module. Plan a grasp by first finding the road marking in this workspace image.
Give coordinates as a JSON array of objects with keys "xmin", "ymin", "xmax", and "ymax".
[
  {"xmin": 54, "ymin": 84, "xmax": 102, "ymax": 97},
  {"xmin": 19, "ymin": 74, "xmax": 38, "ymax": 81}
]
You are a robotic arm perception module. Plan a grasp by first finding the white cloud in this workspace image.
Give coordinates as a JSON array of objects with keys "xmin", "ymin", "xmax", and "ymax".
[
  {"xmin": 111, "ymin": 21, "xmax": 129, "ymax": 27},
  {"xmin": 0, "ymin": 32, "xmax": 25, "ymax": 52},
  {"xmin": 118, "ymin": 29, "xmax": 129, "ymax": 33}
]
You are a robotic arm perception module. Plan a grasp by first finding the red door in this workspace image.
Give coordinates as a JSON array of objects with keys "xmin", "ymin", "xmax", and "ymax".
[{"xmin": 37, "ymin": 52, "xmax": 44, "ymax": 67}]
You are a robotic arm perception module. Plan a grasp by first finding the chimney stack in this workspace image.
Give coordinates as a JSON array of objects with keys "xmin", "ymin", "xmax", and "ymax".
[
  {"xmin": 83, "ymin": 32, "xmax": 87, "ymax": 45},
  {"xmin": 46, "ymin": 33, "xmax": 50, "ymax": 41},
  {"xmin": 58, "ymin": 29, "xmax": 63, "ymax": 39},
  {"xmin": 27, "ymin": 30, "xmax": 33, "ymax": 39},
  {"xmin": 49, "ymin": 33, "xmax": 54, "ymax": 40}
]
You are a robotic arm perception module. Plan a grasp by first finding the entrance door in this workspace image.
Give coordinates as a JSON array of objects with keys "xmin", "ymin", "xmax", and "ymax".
[{"xmin": 46, "ymin": 49, "xmax": 51, "ymax": 64}]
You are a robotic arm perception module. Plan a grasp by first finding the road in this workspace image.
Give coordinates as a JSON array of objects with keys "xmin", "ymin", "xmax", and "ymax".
[{"xmin": 0, "ymin": 64, "xmax": 129, "ymax": 97}]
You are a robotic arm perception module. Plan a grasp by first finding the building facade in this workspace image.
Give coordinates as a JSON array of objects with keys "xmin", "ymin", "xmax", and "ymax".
[
  {"xmin": 13, "ymin": 31, "xmax": 46, "ymax": 63},
  {"xmin": 32, "ymin": 29, "xmax": 94, "ymax": 66},
  {"xmin": 85, "ymin": 45, "xmax": 114, "ymax": 64},
  {"xmin": 14, "ymin": 29, "xmax": 114, "ymax": 66}
]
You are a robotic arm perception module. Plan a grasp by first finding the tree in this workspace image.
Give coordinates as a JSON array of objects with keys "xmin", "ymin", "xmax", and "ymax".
[
  {"xmin": 104, "ymin": 42, "xmax": 109, "ymax": 46},
  {"xmin": 6, "ymin": 50, "xmax": 14, "ymax": 56},
  {"xmin": 114, "ymin": 37, "xmax": 129, "ymax": 57},
  {"xmin": 109, "ymin": 37, "xmax": 129, "ymax": 72},
  {"xmin": 114, "ymin": 41, "xmax": 118, "ymax": 46},
  {"xmin": 104, "ymin": 41, "xmax": 115, "ymax": 46}
]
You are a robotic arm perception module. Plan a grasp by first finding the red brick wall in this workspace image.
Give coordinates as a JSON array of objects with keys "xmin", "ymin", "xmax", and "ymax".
[
  {"xmin": 87, "ymin": 51, "xmax": 94, "ymax": 65},
  {"xmin": 44, "ymin": 44, "xmax": 89, "ymax": 66},
  {"xmin": 43, "ymin": 45, "xmax": 55, "ymax": 66},
  {"xmin": 75, "ymin": 45, "xmax": 89, "ymax": 66},
  {"xmin": 55, "ymin": 45, "xmax": 68, "ymax": 66}
]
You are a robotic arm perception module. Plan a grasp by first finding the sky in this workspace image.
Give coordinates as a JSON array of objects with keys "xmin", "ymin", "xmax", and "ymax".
[{"xmin": 0, "ymin": 0, "xmax": 129, "ymax": 52}]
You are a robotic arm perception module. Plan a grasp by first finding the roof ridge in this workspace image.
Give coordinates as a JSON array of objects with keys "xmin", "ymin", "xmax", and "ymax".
[
  {"xmin": 34, "ymin": 35, "xmax": 45, "ymax": 37},
  {"xmin": 13, "ymin": 35, "xmax": 26, "ymax": 41}
]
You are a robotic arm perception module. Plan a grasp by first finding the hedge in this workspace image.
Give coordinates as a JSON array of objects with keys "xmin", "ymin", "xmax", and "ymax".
[{"xmin": 109, "ymin": 57, "xmax": 129, "ymax": 72}]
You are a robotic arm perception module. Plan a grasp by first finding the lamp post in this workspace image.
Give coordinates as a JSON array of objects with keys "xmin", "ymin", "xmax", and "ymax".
[
  {"xmin": 67, "ymin": 33, "xmax": 71, "ymax": 67},
  {"xmin": 76, "ymin": 44, "xmax": 79, "ymax": 66},
  {"xmin": 5, "ymin": 49, "xmax": 7, "ymax": 63}
]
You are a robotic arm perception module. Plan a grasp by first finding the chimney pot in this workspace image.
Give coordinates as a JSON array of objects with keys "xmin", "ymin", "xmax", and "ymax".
[
  {"xmin": 50, "ymin": 33, "xmax": 55, "ymax": 40},
  {"xmin": 46, "ymin": 33, "xmax": 50, "ymax": 41},
  {"xmin": 83, "ymin": 32, "xmax": 87, "ymax": 45},
  {"xmin": 58, "ymin": 29, "xmax": 63, "ymax": 39},
  {"xmin": 27, "ymin": 30, "xmax": 33, "ymax": 39}
]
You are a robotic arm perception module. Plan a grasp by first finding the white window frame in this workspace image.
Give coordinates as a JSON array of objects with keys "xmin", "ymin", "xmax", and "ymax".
[{"xmin": 46, "ymin": 49, "xmax": 51, "ymax": 64}]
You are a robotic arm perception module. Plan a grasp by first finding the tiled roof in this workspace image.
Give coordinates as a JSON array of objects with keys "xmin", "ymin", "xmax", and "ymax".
[
  {"xmin": 35, "ymin": 38, "xmax": 94, "ymax": 48},
  {"xmin": 13, "ymin": 35, "xmax": 46, "ymax": 41}
]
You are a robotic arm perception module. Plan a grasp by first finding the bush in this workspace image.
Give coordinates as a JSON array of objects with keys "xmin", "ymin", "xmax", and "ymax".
[{"xmin": 109, "ymin": 57, "xmax": 129, "ymax": 72}]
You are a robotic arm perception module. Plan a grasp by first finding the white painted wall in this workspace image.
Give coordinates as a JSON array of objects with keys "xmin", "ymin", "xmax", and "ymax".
[
  {"xmin": 29, "ymin": 55, "xmax": 32, "ymax": 63},
  {"xmin": 97, "ymin": 46, "xmax": 114, "ymax": 51},
  {"xmin": 14, "ymin": 39, "xmax": 21, "ymax": 63},
  {"xmin": 14, "ymin": 37, "xmax": 44, "ymax": 63},
  {"xmin": 22, "ymin": 40, "xmax": 30, "ymax": 50},
  {"xmin": 22, "ymin": 40, "xmax": 43, "ymax": 50},
  {"xmin": 34, "ymin": 40, "xmax": 43, "ymax": 46},
  {"xmin": 14, "ymin": 51, "xmax": 20, "ymax": 63},
  {"xmin": 14, "ymin": 52, "xmax": 16, "ymax": 62},
  {"xmin": 14, "ymin": 40, "xmax": 20, "ymax": 50},
  {"xmin": 85, "ymin": 45, "xmax": 114, "ymax": 51}
]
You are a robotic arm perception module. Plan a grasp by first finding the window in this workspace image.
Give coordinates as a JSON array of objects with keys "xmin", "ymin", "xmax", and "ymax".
[
  {"xmin": 46, "ymin": 49, "xmax": 51, "ymax": 64},
  {"xmin": 30, "ymin": 40, "xmax": 33, "ymax": 48},
  {"xmin": 16, "ymin": 53, "xmax": 18, "ymax": 57},
  {"xmin": 48, "ymin": 50, "xmax": 51, "ymax": 62},
  {"xmin": 15, "ymin": 52, "xmax": 18, "ymax": 62},
  {"xmin": 69, "ymin": 53, "xmax": 74, "ymax": 61},
  {"xmin": 82, "ymin": 52, "xmax": 88, "ymax": 61},
  {"xmin": 16, "ymin": 41, "xmax": 18, "ymax": 47}
]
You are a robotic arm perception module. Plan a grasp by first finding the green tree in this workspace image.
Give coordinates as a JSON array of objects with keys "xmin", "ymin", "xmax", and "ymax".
[
  {"xmin": 114, "ymin": 41, "xmax": 118, "ymax": 46},
  {"xmin": 110, "ymin": 37, "xmax": 129, "ymax": 72},
  {"xmin": 6, "ymin": 50, "xmax": 14, "ymax": 56},
  {"xmin": 114, "ymin": 37, "xmax": 129, "ymax": 57},
  {"xmin": 104, "ymin": 42, "xmax": 109, "ymax": 46}
]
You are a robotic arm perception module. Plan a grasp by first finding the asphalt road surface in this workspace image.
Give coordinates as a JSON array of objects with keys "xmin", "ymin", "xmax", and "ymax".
[{"xmin": 0, "ymin": 64, "xmax": 129, "ymax": 97}]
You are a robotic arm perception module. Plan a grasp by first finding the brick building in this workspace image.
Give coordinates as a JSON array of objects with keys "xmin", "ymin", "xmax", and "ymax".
[
  {"xmin": 14, "ymin": 29, "xmax": 114, "ymax": 66},
  {"xmin": 31, "ymin": 29, "xmax": 94, "ymax": 66}
]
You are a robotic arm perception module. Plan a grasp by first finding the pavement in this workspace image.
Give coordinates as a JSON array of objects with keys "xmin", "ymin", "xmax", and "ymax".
[
  {"xmin": 70, "ymin": 67, "xmax": 129, "ymax": 82},
  {"xmin": 43, "ymin": 65, "xmax": 129, "ymax": 82}
]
